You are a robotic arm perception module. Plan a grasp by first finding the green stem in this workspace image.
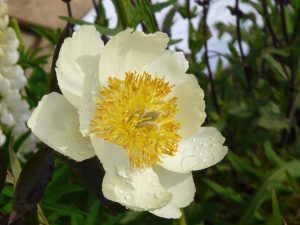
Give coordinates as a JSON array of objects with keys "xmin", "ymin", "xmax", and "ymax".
[
  {"xmin": 114, "ymin": 0, "xmax": 131, "ymax": 29},
  {"xmin": 178, "ymin": 209, "xmax": 188, "ymax": 225}
]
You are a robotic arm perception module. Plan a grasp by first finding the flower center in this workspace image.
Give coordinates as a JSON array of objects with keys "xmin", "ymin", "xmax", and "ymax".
[{"xmin": 90, "ymin": 71, "xmax": 181, "ymax": 168}]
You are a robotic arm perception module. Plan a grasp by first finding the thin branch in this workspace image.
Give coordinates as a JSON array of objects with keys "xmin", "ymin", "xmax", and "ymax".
[
  {"xmin": 280, "ymin": 56, "xmax": 298, "ymax": 146},
  {"xmin": 62, "ymin": 0, "xmax": 73, "ymax": 18},
  {"xmin": 279, "ymin": 1, "xmax": 289, "ymax": 42},
  {"xmin": 261, "ymin": 0, "xmax": 280, "ymax": 47},
  {"xmin": 292, "ymin": 4, "xmax": 300, "ymax": 41},
  {"xmin": 235, "ymin": 0, "xmax": 252, "ymax": 93},
  {"xmin": 202, "ymin": 0, "xmax": 221, "ymax": 115},
  {"xmin": 92, "ymin": 0, "xmax": 100, "ymax": 22}
]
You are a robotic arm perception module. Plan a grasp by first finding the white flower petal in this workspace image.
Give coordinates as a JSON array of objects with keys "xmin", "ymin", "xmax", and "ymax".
[
  {"xmin": 151, "ymin": 204, "xmax": 182, "ymax": 219},
  {"xmin": 173, "ymin": 77, "xmax": 206, "ymax": 139},
  {"xmin": 90, "ymin": 135, "xmax": 172, "ymax": 211},
  {"xmin": 90, "ymin": 135, "xmax": 129, "ymax": 169},
  {"xmin": 78, "ymin": 55, "xmax": 101, "ymax": 136},
  {"xmin": 27, "ymin": 92, "xmax": 95, "ymax": 161},
  {"xmin": 99, "ymin": 29, "xmax": 169, "ymax": 85},
  {"xmin": 143, "ymin": 50, "xmax": 189, "ymax": 86},
  {"xmin": 160, "ymin": 127, "xmax": 228, "ymax": 173},
  {"xmin": 150, "ymin": 167, "xmax": 195, "ymax": 219},
  {"xmin": 56, "ymin": 25, "xmax": 103, "ymax": 108}
]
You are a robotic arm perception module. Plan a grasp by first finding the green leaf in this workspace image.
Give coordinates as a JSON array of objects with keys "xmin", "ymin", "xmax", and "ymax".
[
  {"xmin": 264, "ymin": 142, "xmax": 285, "ymax": 166},
  {"xmin": 136, "ymin": 0, "xmax": 158, "ymax": 32},
  {"xmin": 271, "ymin": 190, "xmax": 283, "ymax": 225},
  {"xmin": 262, "ymin": 54, "xmax": 288, "ymax": 80},
  {"xmin": 84, "ymin": 200, "xmax": 101, "ymax": 225},
  {"xmin": 228, "ymin": 152, "xmax": 264, "ymax": 182},
  {"xmin": 285, "ymin": 171, "xmax": 300, "ymax": 192},
  {"xmin": 162, "ymin": 8, "xmax": 176, "ymax": 34},
  {"xmin": 238, "ymin": 161, "xmax": 300, "ymax": 225},
  {"xmin": 59, "ymin": 16, "xmax": 121, "ymax": 36},
  {"xmin": 151, "ymin": 0, "xmax": 176, "ymax": 12},
  {"xmin": 168, "ymin": 38, "xmax": 183, "ymax": 46},
  {"xmin": 44, "ymin": 184, "xmax": 84, "ymax": 203},
  {"xmin": 30, "ymin": 25, "xmax": 61, "ymax": 45},
  {"xmin": 202, "ymin": 178, "xmax": 245, "ymax": 204},
  {"xmin": 8, "ymin": 139, "xmax": 22, "ymax": 183}
]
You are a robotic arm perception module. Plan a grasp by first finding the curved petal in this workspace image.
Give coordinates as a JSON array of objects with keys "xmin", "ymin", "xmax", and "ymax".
[
  {"xmin": 173, "ymin": 76, "xmax": 206, "ymax": 139},
  {"xmin": 27, "ymin": 92, "xmax": 95, "ymax": 161},
  {"xmin": 160, "ymin": 127, "xmax": 228, "ymax": 173},
  {"xmin": 143, "ymin": 50, "xmax": 189, "ymax": 86},
  {"xmin": 90, "ymin": 135, "xmax": 129, "ymax": 169},
  {"xmin": 99, "ymin": 29, "xmax": 169, "ymax": 86},
  {"xmin": 56, "ymin": 25, "xmax": 103, "ymax": 108},
  {"xmin": 150, "ymin": 167, "xmax": 195, "ymax": 219},
  {"xmin": 151, "ymin": 204, "xmax": 181, "ymax": 219},
  {"xmin": 78, "ymin": 55, "xmax": 101, "ymax": 136},
  {"xmin": 90, "ymin": 135, "xmax": 172, "ymax": 211}
]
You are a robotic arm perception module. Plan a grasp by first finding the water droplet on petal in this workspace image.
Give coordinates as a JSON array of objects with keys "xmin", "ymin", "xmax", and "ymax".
[
  {"xmin": 192, "ymin": 138, "xmax": 196, "ymax": 143},
  {"xmin": 118, "ymin": 170, "xmax": 130, "ymax": 179},
  {"xmin": 125, "ymin": 194, "xmax": 133, "ymax": 202},
  {"xmin": 212, "ymin": 143, "xmax": 217, "ymax": 147},
  {"xmin": 210, "ymin": 137, "xmax": 215, "ymax": 141},
  {"xmin": 194, "ymin": 146, "xmax": 199, "ymax": 150},
  {"xmin": 181, "ymin": 155, "xmax": 199, "ymax": 169},
  {"xmin": 154, "ymin": 191, "xmax": 165, "ymax": 199}
]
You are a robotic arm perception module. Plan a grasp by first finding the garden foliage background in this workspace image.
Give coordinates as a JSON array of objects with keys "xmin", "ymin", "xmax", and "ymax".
[{"xmin": 1, "ymin": 0, "xmax": 300, "ymax": 224}]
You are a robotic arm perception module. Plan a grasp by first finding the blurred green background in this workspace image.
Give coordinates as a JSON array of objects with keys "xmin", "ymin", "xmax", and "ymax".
[{"xmin": 1, "ymin": 0, "xmax": 300, "ymax": 224}]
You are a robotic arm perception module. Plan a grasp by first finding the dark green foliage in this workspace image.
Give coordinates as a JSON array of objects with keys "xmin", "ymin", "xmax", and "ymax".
[
  {"xmin": 9, "ymin": 148, "xmax": 54, "ymax": 224},
  {"xmin": 1, "ymin": 0, "xmax": 300, "ymax": 225}
]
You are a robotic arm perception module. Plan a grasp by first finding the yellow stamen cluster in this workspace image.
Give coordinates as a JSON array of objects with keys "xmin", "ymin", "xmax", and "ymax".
[{"xmin": 90, "ymin": 71, "xmax": 181, "ymax": 168}]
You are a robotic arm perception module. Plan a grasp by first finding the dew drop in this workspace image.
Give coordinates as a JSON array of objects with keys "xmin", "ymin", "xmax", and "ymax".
[
  {"xmin": 125, "ymin": 194, "xmax": 134, "ymax": 202},
  {"xmin": 210, "ymin": 137, "xmax": 215, "ymax": 141},
  {"xmin": 194, "ymin": 146, "xmax": 199, "ymax": 150},
  {"xmin": 212, "ymin": 143, "xmax": 217, "ymax": 147},
  {"xmin": 151, "ymin": 181, "xmax": 156, "ymax": 186},
  {"xmin": 118, "ymin": 170, "xmax": 130, "ymax": 179},
  {"xmin": 192, "ymin": 138, "xmax": 197, "ymax": 143},
  {"xmin": 181, "ymin": 155, "xmax": 199, "ymax": 169},
  {"xmin": 154, "ymin": 191, "xmax": 165, "ymax": 199}
]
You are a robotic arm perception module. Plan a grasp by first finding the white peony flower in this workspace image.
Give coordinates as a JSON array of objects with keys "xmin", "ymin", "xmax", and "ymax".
[
  {"xmin": 0, "ymin": 0, "xmax": 37, "ymax": 158},
  {"xmin": 27, "ymin": 25, "xmax": 228, "ymax": 219}
]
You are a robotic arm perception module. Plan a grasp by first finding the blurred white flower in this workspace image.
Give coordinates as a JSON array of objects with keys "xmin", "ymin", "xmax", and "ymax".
[
  {"xmin": 0, "ymin": 0, "xmax": 37, "ymax": 159},
  {"xmin": 28, "ymin": 25, "xmax": 228, "ymax": 219}
]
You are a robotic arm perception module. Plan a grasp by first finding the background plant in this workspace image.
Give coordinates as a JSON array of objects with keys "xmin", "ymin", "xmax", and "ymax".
[{"xmin": 1, "ymin": 0, "xmax": 300, "ymax": 224}]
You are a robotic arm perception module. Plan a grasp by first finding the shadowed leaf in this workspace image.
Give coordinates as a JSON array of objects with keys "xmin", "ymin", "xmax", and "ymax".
[
  {"xmin": 65, "ymin": 156, "xmax": 119, "ymax": 215},
  {"xmin": 272, "ymin": 190, "xmax": 283, "ymax": 225},
  {"xmin": 9, "ymin": 148, "xmax": 54, "ymax": 224}
]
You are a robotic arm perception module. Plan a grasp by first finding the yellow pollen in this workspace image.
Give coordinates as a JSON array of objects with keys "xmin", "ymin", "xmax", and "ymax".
[{"xmin": 90, "ymin": 71, "xmax": 181, "ymax": 168}]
